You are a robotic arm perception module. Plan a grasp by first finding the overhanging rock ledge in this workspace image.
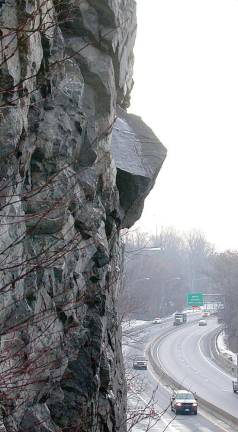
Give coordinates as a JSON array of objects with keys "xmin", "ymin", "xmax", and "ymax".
[{"xmin": 0, "ymin": 1, "xmax": 166, "ymax": 431}]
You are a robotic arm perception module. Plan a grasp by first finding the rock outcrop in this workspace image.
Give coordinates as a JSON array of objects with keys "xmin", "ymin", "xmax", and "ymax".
[{"xmin": 0, "ymin": 1, "xmax": 166, "ymax": 431}]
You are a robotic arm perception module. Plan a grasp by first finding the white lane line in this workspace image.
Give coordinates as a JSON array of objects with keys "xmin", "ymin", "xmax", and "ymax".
[
  {"xmin": 148, "ymin": 333, "xmax": 235, "ymax": 432},
  {"xmin": 197, "ymin": 332, "xmax": 233, "ymax": 380},
  {"xmin": 199, "ymin": 410, "xmax": 236, "ymax": 432},
  {"xmin": 130, "ymin": 390, "xmax": 178, "ymax": 431}
]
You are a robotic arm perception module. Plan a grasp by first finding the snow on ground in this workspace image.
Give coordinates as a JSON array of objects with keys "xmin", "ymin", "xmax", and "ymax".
[
  {"xmin": 122, "ymin": 320, "xmax": 149, "ymax": 332},
  {"xmin": 122, "ymin": 320, "xmax": 149, "ymax": 357},
  {"xmin": 217, "ymin": 330, "xmax": 237, "ymax": 365},
  {"xmin": 182, "ymin": 308, "xmax": 196, "ymax": 314}
]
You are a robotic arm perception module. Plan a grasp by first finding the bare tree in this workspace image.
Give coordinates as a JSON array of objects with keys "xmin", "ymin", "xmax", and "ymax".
[
  {"xmin": 210, "ymin": 251, "xmax": 238, "ymax": 351},
  {"xmin": 123, "ymin": 227, "xmax": 216, "ymax": 319}
]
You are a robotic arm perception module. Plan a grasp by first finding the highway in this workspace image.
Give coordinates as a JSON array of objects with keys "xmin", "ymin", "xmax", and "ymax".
[
  {"xmin": 124, "ymin": 315, "xmax": 237, "ymax": 431},
  {"xmin": 152, "ymin": 317, "xmax": 238, "ymax": 420}
]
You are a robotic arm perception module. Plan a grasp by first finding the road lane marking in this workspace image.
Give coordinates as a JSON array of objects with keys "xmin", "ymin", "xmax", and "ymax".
[
  {"xmin": 147, "ymin": 331, "xmax": 236, "ymax": 432},
  {"xmin": 128, "ymin": 385, "xmax": 172, "ymax": 429},
  {"xmin": 197, "ymin": 332, "xmax": 233, "ymax": 380}
]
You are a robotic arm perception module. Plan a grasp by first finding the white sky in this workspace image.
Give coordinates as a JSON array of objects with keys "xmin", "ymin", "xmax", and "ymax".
[{"xmin": 129, "ymin": 0, "xmax": 238, "ymax": 251}]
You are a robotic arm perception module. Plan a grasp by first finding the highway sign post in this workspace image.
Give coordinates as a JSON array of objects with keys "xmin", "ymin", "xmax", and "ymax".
[{"xmin": 187, "ymin": 292, "xmax": 204, "ymax": 307}]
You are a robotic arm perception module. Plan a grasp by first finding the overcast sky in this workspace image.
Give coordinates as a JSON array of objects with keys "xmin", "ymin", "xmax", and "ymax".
[{"xmin": 129, "ymin": 0, "xmax": 238, "ymax": 251}]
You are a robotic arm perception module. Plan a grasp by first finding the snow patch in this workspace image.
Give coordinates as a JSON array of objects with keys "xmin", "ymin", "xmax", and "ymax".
[
  {"xmin": 122, "ymin": 320, "xmax": 149, "ymax": 331},
  {"xmin": 217, "ymin": 331, "xmax": 237, "ymax": 365}
]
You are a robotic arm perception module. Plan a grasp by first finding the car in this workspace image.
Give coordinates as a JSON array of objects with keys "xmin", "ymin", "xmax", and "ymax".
[
  {"xmin": 152, "ymin": 317, "xmax": 162, "ymax": 324},
  {"xmin": 233, "ymin": 380, "xmax": 238, "ymax": 393},
  {"xmin": 171, "ymin": 390, "xmax": 198, "ymax": 415},
  {"xmin": 133, "ymin": 356, "xmax": 147, "ymax": 370},
  {"xmin": 202, "ymin": 311, "xmax": 209, "ymax": 317},
  {"xmin": 198, "ymin": 319, "xmax": 207, "ymax": 326}
]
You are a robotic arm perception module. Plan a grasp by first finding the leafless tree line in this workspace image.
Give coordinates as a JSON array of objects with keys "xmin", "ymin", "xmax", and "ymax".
[
  {"xmin": 122, "ymin": 227, "xmax": 238, "ymax": 353},
  {"xmin": 122, "ymin": 227, "xmax": 215, "ymax": 320}
]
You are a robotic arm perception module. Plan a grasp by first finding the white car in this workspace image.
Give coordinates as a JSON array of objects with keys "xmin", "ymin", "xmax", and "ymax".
[
  {"xmin": 152, "ymin": 317, "xmax": 162, "ymax": 324},
  {"xmin": 198, "ymin": 319, "xmax": 207, "ymax": 326},
  {"xmin": 202, "ymin": 311, "xmax": 210, "ymax": 318}
]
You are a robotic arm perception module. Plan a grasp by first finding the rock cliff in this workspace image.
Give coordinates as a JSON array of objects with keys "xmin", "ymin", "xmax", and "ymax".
[{"xmin": 0, "ymin": 1, "xmax": 166, "ymax": 431}]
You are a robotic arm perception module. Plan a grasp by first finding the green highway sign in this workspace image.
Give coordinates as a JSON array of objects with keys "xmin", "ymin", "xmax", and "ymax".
[{"xmin": 187, "ymin": 292, "xmax": 204, "ymax": 306}]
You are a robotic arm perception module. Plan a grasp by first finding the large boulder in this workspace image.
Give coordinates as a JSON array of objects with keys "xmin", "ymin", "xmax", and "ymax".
[{"xmin": 112, "ymin": 107, "xmax": 166, "ymax": 226}]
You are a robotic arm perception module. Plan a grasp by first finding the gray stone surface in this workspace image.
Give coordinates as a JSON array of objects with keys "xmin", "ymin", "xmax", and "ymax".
[
  {"xmin": 0, "ymin": 1, "xmax": 166, "ymax": 431},
  {"xmin": 112, "ymin": 107, "xmax": 167, "ymax": 226}
]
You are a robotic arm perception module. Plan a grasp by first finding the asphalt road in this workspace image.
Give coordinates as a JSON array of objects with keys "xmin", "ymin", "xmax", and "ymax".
[
  {"xmin": 154, "ymin": 317, "xmax": 238, "ymax": 420},
  {"xmin": 124, "ymin": 314, "xmax": 236, "ymax": 432}
]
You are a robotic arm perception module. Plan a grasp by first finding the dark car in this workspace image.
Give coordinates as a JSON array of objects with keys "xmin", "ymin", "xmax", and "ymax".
[
  {"xmin": 171, "ymin": 390, "xmax": 198, "ymax": 415},
  {"xmin": 133, "ymin": 356, "xmax": 147, "ymax": 370},
  {"xmin": 233, "ymin": 380, "xmax": 238, "ymax": 393}
]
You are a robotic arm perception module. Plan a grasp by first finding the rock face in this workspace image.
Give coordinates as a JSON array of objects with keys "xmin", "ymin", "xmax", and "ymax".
[
  {"xmin": 0, "ymin": 1, "xmax": 166, "ymax": 431},
  {"xmin": 112, "ymin": 107, "xmax": 166, "ymax": 227}
]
